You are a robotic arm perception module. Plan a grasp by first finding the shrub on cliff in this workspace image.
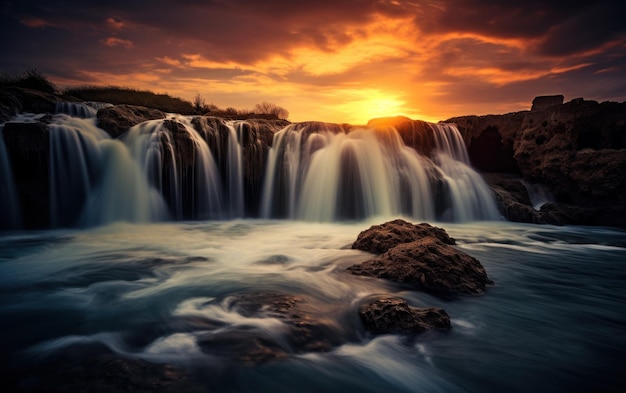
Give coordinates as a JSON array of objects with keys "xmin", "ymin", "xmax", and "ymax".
[{"xmin": 0, "ymin": 69, "xmax": 57, "ymax": 94}]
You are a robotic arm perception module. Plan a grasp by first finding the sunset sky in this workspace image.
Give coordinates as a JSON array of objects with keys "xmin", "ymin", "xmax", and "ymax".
[{"xmin": 1, "ymin": 0, "xmax": 624, "ymax": 124}]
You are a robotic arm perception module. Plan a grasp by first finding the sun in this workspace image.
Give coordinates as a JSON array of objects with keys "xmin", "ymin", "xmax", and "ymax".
[
  {"xmin": 361, "ymin": 97, "xmax": 404, "ymax": 120},
  {"xmin": 332, "ymin": 92, "xmax": 406, "ymax": 125}
]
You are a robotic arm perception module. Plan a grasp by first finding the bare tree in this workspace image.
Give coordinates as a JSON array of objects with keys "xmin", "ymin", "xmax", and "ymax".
[
  {"xmin": 193, "ymin": 93, "xmax": 208, "ymax": 113},
  {"xmin": 254, "ymin": 101, "xmax": 289, "ymax": 119}
]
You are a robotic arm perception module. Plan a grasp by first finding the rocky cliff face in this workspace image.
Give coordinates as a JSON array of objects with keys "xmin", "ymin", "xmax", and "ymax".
[{"xmin": 446, "ymin": 98, "xmax": 626, "ymax": 228}]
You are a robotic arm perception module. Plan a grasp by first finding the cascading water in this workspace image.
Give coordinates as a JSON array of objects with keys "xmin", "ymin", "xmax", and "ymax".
[
  {"xmin": 521, "ymin": 180, "xmax": 555, "ymax": 210},
  {"xmin": 1, "ymin": 103, "xmax": 500, "ymax": 229},
  {"xmin": 55, "ymin": 101, "xmax": 114, "ymax": 118},
  {"xmin": 226, "ymin": 122, "xmax": 244, "ymax": 217},
  {"xmin": 0, "ymin": 124, "xmax": 21, "ymax": 230},
  {"xmin": 49, "ymin": 114, "xmax": 167, "ymax": 227},
  {"xmin": 123, "ymin": 116, "xmax": 224, "ymax": 220},
  {"xmin": 429, "ymin": 123, "xmax": 501, "ymax": 221},
  {"xmin": 261, "ymin": 122, "xmax": 499, "ymax": 222}
]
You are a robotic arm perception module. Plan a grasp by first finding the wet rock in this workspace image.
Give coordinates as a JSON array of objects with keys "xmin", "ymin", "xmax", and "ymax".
[
  {"xmin": 196, "ymin": 292, "xmax": 341, "ymax": 364},
  {"xmin": 359, "ymin": 297, "xmax": 450, "ymax": 334},
  {"xmin": 349, "ymin": 237, "xmax": 492, "ymax": 295},
  {"xmin": 97, "ymin": 104, "xmax": 165, "ymax": 138},
  {"xmin": 1, "ymin": 120, "xmax": 50, "ymax": 229},
  {"xmin": 5, "ymin": 344, "xmax": 195, "ymax": 393},
  {"xmin": 352, "ymin": 219, "xmax": 455, "ymax": 255}
]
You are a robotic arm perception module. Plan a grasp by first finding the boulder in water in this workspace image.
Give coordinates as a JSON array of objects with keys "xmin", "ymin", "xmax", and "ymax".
[
  {"xmin": 349, "ymin": 232, "xmax": 492, "ymax": 295},
  {"xmin": 351, "ymin": 219, "xmax": 455, "ymax": 254},
  {"xmin": 359, "ymin": 297, "xmax": 450, "ymax": 334}
]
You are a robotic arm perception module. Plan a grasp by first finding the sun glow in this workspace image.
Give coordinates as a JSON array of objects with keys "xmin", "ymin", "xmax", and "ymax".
[{"xmin": 357, "ymin": 97, "xmax": 404, "ymax": 122}]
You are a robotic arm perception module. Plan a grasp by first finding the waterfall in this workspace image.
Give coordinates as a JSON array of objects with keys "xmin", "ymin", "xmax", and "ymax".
[
  {"xmin": 123, "ymin": 116, "xmax": 224, "ymax": 220},
  {"xmin": 261, "ymin": 122, "xmax": 499, "ymax": 222},
  {"xmin": 0, "ymin": 124, "xmax": 21, "ymax": 230},
  {"xmin": 49, "ymin": 115, "xmax": 109, "ymax": 227},
  {"xmin": 226, "ymin": 123, "xmax": 244, "ymax": 217},
  {"xmin": 429, "ymin": 123, "xmax": 501, "ymax": 221},
  {"xmin": 55, "ymin": 102, "xmax": 98, "ymax": 118},
  {"xmin": 79, "ymin": 139, "xmax": 169, "ymax": 226},
  {"xmin": 521, "ymin": 180, "xmax": 555, "ymax": 210},
  {"xmin": 2, "ymin": 106, "xmax": 501, "ymax": 228},
  {"xmin": 49, "ymin": 114, "xmax": 168, "ymax": 227}
]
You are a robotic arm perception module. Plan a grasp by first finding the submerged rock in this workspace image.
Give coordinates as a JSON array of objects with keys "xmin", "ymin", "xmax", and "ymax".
[
  {"xmin": 195, "ymin": 292, "xmax": 342, "ymax": 365},
  {"xmin": 359, "ymin": 297, "xmax": 450, "ymax": 334},
  {"xmin": 351, "ymin": 219, "xmax": 455, "ymax": 254}
]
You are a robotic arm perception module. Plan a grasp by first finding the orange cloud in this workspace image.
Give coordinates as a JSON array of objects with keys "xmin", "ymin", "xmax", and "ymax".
[
  {"xmin": 106, "ymin": 17, "xmax": 125, "ymax": 30},
  {"xmin": 100, "ymin": 37, "xmax": 134, "ymax": 48}
]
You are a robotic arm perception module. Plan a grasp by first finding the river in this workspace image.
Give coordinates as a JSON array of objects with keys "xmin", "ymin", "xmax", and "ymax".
[{"xmin": 1, "ymin": 219, "xmax": 624, "ymax": 392}]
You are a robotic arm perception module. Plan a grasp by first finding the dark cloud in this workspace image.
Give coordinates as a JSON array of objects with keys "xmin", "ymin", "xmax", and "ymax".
[{"xmin": 0, "ymin": 0, "xmax": 624, "ymax": 122}]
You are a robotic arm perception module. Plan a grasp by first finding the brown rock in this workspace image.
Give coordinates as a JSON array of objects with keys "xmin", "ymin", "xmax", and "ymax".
[
  {"xmin": 97, "ymin": 104, "xmax": 165, "ymax": 138},
  {"xmin": 352, "ymin": 219, "xmax": 455, "ymax": 255},
  {"xmin": 531, "ymin": 95, "xmax": 564, "ymax": 111},
  {"xmin": 359, "ymin": 297, "xmax": 450, "ymax": 334},
  {"xmin": 348, "ymin": 237, "xmax": 492, "ymax": 294}
]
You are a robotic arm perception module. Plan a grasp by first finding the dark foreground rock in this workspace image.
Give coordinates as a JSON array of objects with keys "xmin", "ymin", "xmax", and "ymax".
[
  {"xmin": 349, "ymin": 237, "xmax": 492, "ymax": 294},
  {"xmin": 352, "ymin": 219, "xmax": 455, "ymax": 254},
  {"xmin": 4, "ymin": 345, "xmax": 196, "ymax": 393},
  {"xmin": 359, "ymin": 297, "xmax": 450, "ymax": 335}
]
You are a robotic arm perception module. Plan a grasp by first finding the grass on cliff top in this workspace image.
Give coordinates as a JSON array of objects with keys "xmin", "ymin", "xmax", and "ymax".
[
  {"xmin": 1, "ymin": 70, "xmax": 288, "ymax": 120},
  {"xmin": 65, "ymin": 85, "xmax": 197, "ymax": 115}
]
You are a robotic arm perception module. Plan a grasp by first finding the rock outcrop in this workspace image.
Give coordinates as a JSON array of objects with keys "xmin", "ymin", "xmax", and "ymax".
[
  {"xmin": 348, "ymin": 220, "xmax": 492, "ymax": 295},
  {"xmin": 531, "ymin": 95, "xmax": 564, "ymax": 111},
  {"xmin": 97, "ymin": 104, "xmax": 166, "ymax": 138},
  {"xmin": 0, "ymin": 87, "xmax": 59, "ymax": 123},
  {"xmin": 359, "ymin": 297, "xmax": 450, "ymax": 335},
  {"xmin": 446, "ymin": 98, "xmax": 626, "ymax": 228}
]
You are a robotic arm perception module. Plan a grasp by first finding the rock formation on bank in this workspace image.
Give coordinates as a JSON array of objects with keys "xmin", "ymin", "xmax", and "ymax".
[{"xmin": 446, "ymin": 97, "xmax": 626, "ymax": 228}]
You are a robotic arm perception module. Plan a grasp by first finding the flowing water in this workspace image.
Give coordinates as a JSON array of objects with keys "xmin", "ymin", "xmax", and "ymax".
[{"xmin": 0, "ymin": 220, "xmax": 624, "ymax": 392}]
